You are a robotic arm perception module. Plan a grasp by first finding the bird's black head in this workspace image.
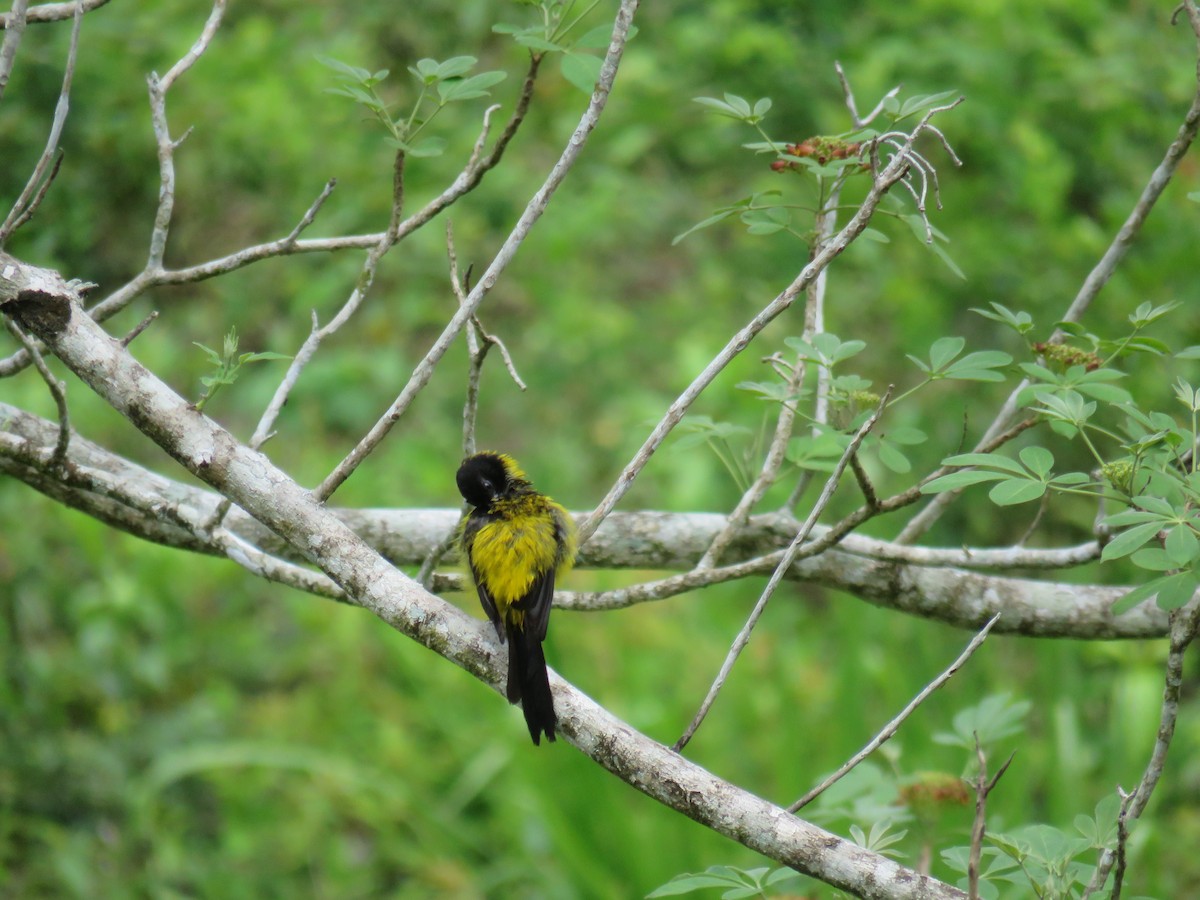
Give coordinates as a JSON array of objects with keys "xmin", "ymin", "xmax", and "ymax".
[{"xmin": 456, "ymin": 452, "xmax": 526, "ymax": 509}]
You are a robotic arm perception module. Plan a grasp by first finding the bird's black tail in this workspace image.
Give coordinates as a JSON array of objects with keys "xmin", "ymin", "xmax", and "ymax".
[{"xmin": 506, "ymin": 620, "xmax": 557, "ymax": 745}]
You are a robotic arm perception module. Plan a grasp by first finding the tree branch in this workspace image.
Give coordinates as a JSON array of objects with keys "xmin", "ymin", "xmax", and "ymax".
[
  {"xmin": 7, "ymin": 260, "xmax": 968, "ymax": 900},
  {"xmin": 0, "ymin": 0, "xmax": 108, "ymax": 28}
]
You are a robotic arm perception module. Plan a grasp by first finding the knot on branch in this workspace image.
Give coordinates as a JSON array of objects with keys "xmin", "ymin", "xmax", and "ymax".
[{"xmin": 0, "ymin": 254, "xmax": 84, "ymax": 340}]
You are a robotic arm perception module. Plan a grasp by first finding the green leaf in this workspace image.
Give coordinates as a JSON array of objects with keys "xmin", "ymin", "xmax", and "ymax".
[
  {"xmin": 1156, "ymin": 570, "xmax": 1200, "ymax": 609},
  {"xmin": 391, "ymin": 135, "xmax": 447, "ymax": 157},
  {"xmin": 877, "ymin": 441, "xmax": 912, "ymax": 474},
  {"xmin": 972, "ymin": 302, "xmax": 1034, "ymax": 334},
  {"xmin": 1111, "ymin": 576, "xmax": 1173, "ymax": 615},
  {"xmin": 1130, "ymin": 547, "xmax": 1174, "ymax": 572},
  {"xmin": 921, "ymin": 469, "xmax": 1009, "ymax": 493},
  {"xmin": 886, "ymin": 426, "xmax": 927, "ymax": 445},
  {"xmin": 672, "ymin": 209, "xmax": 739, "ymax": 245},
  {"xmin": 942, "ymin": 350, "xmax": 1012, "ymax": 381},
  {"xmin": 929, "ymin": 336, "xmax": 965, "ymax": 372},
  {"xmin": 989, "ymin": 479, "xmax": 1047, "ymax": 505},
  {"xmin": 723, "ymin": 92, "xmax": 752, "ymax": 117},
  {"xmin": 437, "ymin": 70, "xmax": 507, "ymax": 103},
  {"xmin": 941, "ymin": 452, "xmax": 1028, "ymax": 475},
  {"xmin": 1133, "ymin": 495, "xmax": 1177, "ymax": 517},
  {"xmin": 1101, "ymin": 521, "xmax": 1164, "ymax": 561},
  {"xmin": 560, "ymin": 52, "xmax": 602, "ymax": 94},
  {"xmin": 573, "ymin": 23, "xmax": 630, "ymax": 49},
  {"xmin": 1164, "ymin": 525, "xmax": 1200, "ymax": 566},
  {"xmin": 1018, "ymin": 446, "xmax": 1054, "ymax": 477}
]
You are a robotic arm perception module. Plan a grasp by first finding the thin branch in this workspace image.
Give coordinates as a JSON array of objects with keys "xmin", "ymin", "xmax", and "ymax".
[
  {"xmin": 119, "ymin": 309, "xmax": 158, "ymax": 346},
  {"xmin": 313, "ymin": 2, "xmax": 640, "ymax": 503},
  {"xmin": 1, "ymin": 150, "xmax": 63, "ymax": 238},
  {"xmin": 417, "ymin": 227, "xmax": 478, "ymax": 588},
  {"xmin": 282, "ymin": 178, "xmax": 336, "ymax": 245},
  {"xmin": 790, "ymin": 613, "xmax": 1000, "ymax": 813},
  {"xmin": 0, "ymin": 0, "xmax": 80, "ymax": 245},
  {"xmin": 967, "ymin": 741, "xmax": 1016, "ymax": 900},
  {"xmin": 3, "ymin": 315, "xmax": 69, "ymax": 467},
  {"xmin": 0, "ymin": 0, "xmax": 29, "ymax": 100},
  {"xmin": 849, "ymin": 453, "xmax": 880, "ymax": 510},
  {"xmin": 1081, "ymin": 597, "xmax": 1200, "ymax": 896},
  {"xmin": 0, "ymin": 0, "xmax": 108, "ymax": 27},
  {"xmin": 144, "ymin": 0, "xmax": 227, "ymax": 273},
  {"xmin": 1109, "ymin": 786, "xmax": 1135, "ymax": 900},
  {"xmin": 674, "ymin": 391, "xmax": 891, "ymax": 752},
  {"xmin": 837, "ymin": 60, "xmax": 901, "ymax": 129},
  {"xmin": 578, "ymin": 102, "xmax": 962, "ymax": 547}
]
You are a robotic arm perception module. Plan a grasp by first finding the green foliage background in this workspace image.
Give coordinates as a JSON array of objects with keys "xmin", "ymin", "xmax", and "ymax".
[{"xmin": 1, "ymin": 0, "xmax": 1198, "ymax": 896}]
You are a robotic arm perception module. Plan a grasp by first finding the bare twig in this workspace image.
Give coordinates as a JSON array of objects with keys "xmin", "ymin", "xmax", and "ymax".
[
  {"xmin": 849, "ymin": 453, "xmax": 880, "ymax": 510},
  {"xmin": 0, "ymin": 0, "xmax": 29, "ymax": 100},
  {"xmin": 145, "ymin": 0, "xmax": 227, "ymax": 273},
  {"xmin": 579, "ymin": 103, "xmax": 962, "ymax": 547},
  {"xmin": 899, "ymin": 7, "xmax": 1200, "ymax": 543},
  {"xmin": 2, "ymin": 150, "xmax": 63, "ymax": 238},
  {"xmin": 1109, "ymin": 786, "xmax": 1135, "ymax": 899},
  {"xmin": 417, "ymin": 228, "xmax": 478, "ymax": 588},
  {"xmin": 0, "ymin": 0, "xmax": 108, "ymax": 27},
  {"xmin": 282, "ymin": 178, "xmax": 337, "ymax": 245},
  {"xmin": 3, "ymin": 315, "xmax": 69, "ymax": 467},
  {"xmin": 967, "ymin": 740, "xmax": 1016, "ymax": 900},
  {"xmin": 0, "ymin": 0, "xmax": 80, "ymax": 245},
  {"xmin": 313, "ymin": 1, "xmax": 641, "ymax": 503},
  {"xmin": 1081, "ymin": 597, "xmax": 1200, "ymax": 896},
  {"xmin": 119, "ymin": 310, "xmax": 158, "ymax": 346},
  {"xmin": 674, "ymin": 391, "xmax": 891, "ymax": 752},
  {"xmin": 837, "ymin": 60, "xmax": 901, "ymax": 128},
  {"xmin": 790, "ymin": 613, "xmax": 1000, "ymax": 812}
]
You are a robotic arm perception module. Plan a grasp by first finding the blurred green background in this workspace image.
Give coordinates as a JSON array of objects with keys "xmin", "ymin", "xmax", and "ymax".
[{"xmin": 2, "ymin": 0, "xmax": 1199, "ymax": 897}]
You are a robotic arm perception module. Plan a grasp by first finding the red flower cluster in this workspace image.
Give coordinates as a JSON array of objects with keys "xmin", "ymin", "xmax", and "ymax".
[{"xmin": 771, "ymin": 136, "xmax": 864, "ymax": 172}]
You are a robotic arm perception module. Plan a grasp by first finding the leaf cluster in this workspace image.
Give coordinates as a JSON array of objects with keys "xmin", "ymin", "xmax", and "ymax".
[
  {"xmin": 319, "ymin": 54, "xmax": 506, "ymax": 157},
  {"xmin": 922, "ymin": 302, "xmax": 1200, "ymax": 612}
]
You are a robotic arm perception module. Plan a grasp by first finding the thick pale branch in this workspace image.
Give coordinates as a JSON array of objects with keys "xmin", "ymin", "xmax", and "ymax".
[
  {"xmin": 0, "ymin": 0, "xmax": 108, "ymax": 27},
  {"xmin": 0, "ymin": 396, "xmax": 1170, "ymax": 641},
  {"xmin": 3, "ymin": 262, "xmax": 966, "ymax": 900},
  {"xmin": 0, "ymin": 398, "xmax": 1161, "ymax": 643}
]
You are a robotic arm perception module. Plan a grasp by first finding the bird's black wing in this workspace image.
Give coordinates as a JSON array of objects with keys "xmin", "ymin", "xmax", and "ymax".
[
  {"xmin": 470, "ymin": 560, "xmax": 506, "ymax": 642},
  {"xmin": 520, "ymin": 566, "xmax": 557, "ymax": 643}
]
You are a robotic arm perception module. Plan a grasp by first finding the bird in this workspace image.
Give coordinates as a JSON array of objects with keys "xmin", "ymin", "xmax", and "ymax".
[{"xmin": 456, "ymin": 451, "xmax": 576, "ymax": 744}]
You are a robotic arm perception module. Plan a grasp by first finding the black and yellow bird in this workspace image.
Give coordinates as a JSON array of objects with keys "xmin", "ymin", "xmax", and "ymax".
[{"xmin": 456, "ymin": 452, "xmax": 576, "ymax": 744}]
